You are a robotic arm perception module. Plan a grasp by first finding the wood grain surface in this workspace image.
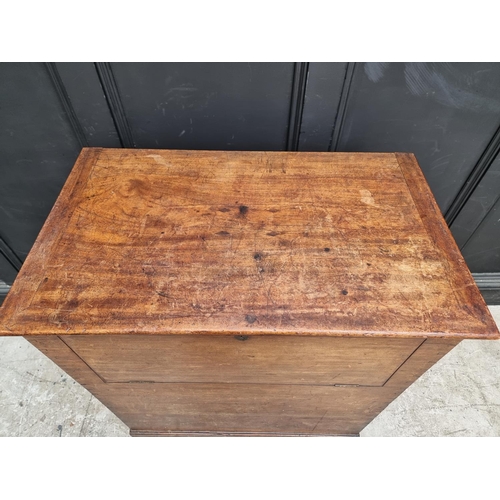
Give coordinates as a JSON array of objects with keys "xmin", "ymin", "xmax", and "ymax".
[
  {"xmin": 26, "ymin": 335, "xmax": 460, "ymax": 436},
  {"xmin": 1, "ymin": 148, "xmax": 497, "ymax": 339},
  {"xmin": 63, "ymin": 335, "xmax": 422, "ymax": 386},
  {"xmin": 11, "ymin": 148, "xmax": 495, "ymax": 436}
]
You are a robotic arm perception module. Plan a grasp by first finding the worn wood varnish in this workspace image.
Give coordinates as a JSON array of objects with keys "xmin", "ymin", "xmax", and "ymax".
[{"xmin": 1, "ymin": 149, "xmax": 498, "ymax": 436}]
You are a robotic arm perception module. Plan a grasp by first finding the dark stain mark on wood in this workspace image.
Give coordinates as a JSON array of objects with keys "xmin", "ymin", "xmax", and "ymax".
[
  {"xmin": 67, "ymin": 299, "xmax": 79, "ymax": 309},
  {"xmin": 5, "ymin": 149, "xmax": 498, "ymax": 439},
  {"xmin": 127, "ymin": 178, "xmax": 150, "ymax": 196},
  {"xmin": 239, "ymin": 205, "xmax": 249, "ymax": 216},
  {"xmin": 234, "ymin": 335, "xmax": 249, "ymax": 341},
  {"xmin": 245, "ymin": 314, "xmax": 257, "ymax": 324},
  {"xmin": 216, "ymin": 231, "xmax": 230, "ymax": 236},
  {"xmin": 254, "ymin": 252, "xmax": 262, "ymax": 260},
  {"xmin": 267, "ymin": 231, "xmax": 279, "ymax": 236},
  {"xmin": 324, "ymin": 247, "xmax": 330, "ymax": 252},
  {"xmin": 342, "ymin": 290, "xmax": 348, "ymax": 295}
]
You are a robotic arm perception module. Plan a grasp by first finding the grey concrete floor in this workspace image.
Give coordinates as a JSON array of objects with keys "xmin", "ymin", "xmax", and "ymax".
[{"xmin": 1, "ymin": 306, "xmax": 499, "ymax": 437}]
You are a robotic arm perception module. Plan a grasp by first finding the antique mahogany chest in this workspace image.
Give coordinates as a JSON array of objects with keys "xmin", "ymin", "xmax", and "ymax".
[{"xmin": 0, "ymin": 148, "xmax": 498, "ymax": 436}]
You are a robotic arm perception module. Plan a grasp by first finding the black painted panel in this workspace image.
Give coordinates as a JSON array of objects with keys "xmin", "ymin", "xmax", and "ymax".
[
  {"xmin": 338, "ymin": 63, "xmax": 500, "ymax": 213},
  {"xmin": 55, "ymin": 63, "xmax": 121, "ymax": 148},
  {"xmin": 0, "ymin": 252, "xmax": 17, "ymax": 285},
  {"xmin": 0, "ymin": 235, "xmax": 21, "ymax": 285},
  {"xmin": 299, "ymin": 63, "xmax": 347, "ymax": 151},
  {"xmin": 0, "ymin": 63, "xmax": 81, "ymax": 261},
  {"xmin": 461, "ymin": 196, "xmax": 500, "ymax": 273},
  {"xmin": 2, "ymin": 62, "xmax": 500, "ymax": 281},
  {"xmin": 451, "ymin": 153, "xmax": 500, "ymax": 249},
  {"xmin": 109, "ymin": 63, "xmax": 295, "ymax": 150}
]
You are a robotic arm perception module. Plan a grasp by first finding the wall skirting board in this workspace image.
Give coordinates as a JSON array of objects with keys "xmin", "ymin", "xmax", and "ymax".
[
  {"xmin": 0, "ymin": 282, "xmax": 10, "ymax": 306},
  {"xmin": 472, "ymin": 273, "xmax": 500, "ymax": 305}
]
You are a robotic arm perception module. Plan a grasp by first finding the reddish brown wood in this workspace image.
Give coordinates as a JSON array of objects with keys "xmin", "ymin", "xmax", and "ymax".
[
  {"xmin": 25, "ymin": 335, "xmax": 459, "ymax": 436},
  {"xmin": 396, "ymin": 153, "xmax": 495, "ymax": 334},
  {"xmin": 383, "ymin": 337, "xmax": 461, "ymax": 389},
  {"xmin": 63, "ymin": 335, "xmax": 422, "ymax": 386},
  {"xmin": 1, "ymin": 149, "xmax": 497, "ymax": 339},
  {"xmin": 3, "ymin": 149, "xmax": 498, "ymax": 436}
]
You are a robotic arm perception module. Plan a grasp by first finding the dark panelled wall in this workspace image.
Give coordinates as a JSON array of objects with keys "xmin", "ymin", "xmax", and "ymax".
[
  {"xmin": 1, "ymin": 62, "xmax": 500, "ymax": 304},
  {"xmin": 0, "ymin": 63, "xmax": 82, "ymax": 292},
  {"xmin": 107, "ymin": 63, "xmax": 295, "ymax": 150}
]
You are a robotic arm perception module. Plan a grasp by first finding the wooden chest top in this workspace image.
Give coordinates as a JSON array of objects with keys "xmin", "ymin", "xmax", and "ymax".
[{"xmin": 0, "ymin": 148, "xmax": 497, "ymax": 339}]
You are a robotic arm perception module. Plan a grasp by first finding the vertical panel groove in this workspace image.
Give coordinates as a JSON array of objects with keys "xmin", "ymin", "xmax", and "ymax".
[
  {"xmin": 459, "ymin": 192, "xmax": 500, "ymax": 255},
  {"xmin": 286, "ymin": 62, "xmax": 309, "ymax": 151},
  {"xmin": 94, "ymin": 63, "xmax": 135, "ymax": 148},
  {"xmin": 45, "ymin": 62, "xmax": 89, "ymax": 148},
  {"xmin": 0, "ymin": 235, "xmax": 23, "ymax": 271},
  {"xmin": 445, "ymin": 124, "xmax": 500, "ymax": 226},
  {"xmin": 329, "ymin": 62, "xmax": 356, "ymax": 152}
]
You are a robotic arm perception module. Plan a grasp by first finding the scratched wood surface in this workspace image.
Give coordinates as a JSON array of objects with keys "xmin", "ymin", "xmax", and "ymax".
[{"xmin": 0, "ymin": 148, "xmax": 497, "ymax": 339}]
